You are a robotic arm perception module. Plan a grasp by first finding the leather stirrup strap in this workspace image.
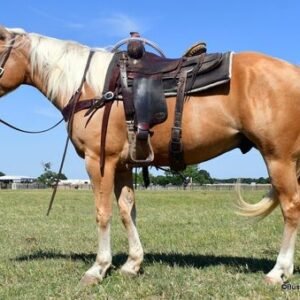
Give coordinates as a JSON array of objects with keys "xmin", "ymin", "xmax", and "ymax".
[{"xmin": 119, "ymin": 53, "xmax": 135, "ymax": 120}]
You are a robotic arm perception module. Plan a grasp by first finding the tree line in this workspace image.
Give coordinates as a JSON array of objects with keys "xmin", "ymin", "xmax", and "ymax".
[
  {"xmin": 134, "ymin": 165, "xmax": 270, "ymax": 187},
  {"xmin": 0, "ymin": 163, "xmax": 269, "ymax": 187}
]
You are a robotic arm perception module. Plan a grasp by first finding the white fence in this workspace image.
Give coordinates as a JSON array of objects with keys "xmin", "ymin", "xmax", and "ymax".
[
  {"xmin": 136, "ymin": 183, "xmax": 271, "ymax": 191},
  {"xmin": 0, "ymin": 182, "xmax": 271, "ymax": 191},
  {"xmin": 0, "ymin": 182, "xmax": 47, "ymax": 190},
  {"xmin": 57, "ymin": 183, "xmax": 92, "ymax": 190}
]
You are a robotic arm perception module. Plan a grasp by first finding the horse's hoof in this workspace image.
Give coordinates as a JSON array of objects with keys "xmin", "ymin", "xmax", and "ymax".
[
  {"xmin": 120, "ymin": 265, "xmax": 138, "ymax": 277},
  {"xmin": 264, "ymin": 275, "xmax": 283, "ymax": 285},
  {"xmin": 79, "ymin": 274, "xmax": 100, "ymax": 287}
]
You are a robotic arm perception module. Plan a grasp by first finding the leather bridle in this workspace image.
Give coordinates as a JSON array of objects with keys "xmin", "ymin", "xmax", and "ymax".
[
  {"xmin": 0, "ymin": 33, "xmax": 16, "ymax": 78},
  {"xmin": 0, "ymin": 33, "xmax": 64, "ymax": 133}
]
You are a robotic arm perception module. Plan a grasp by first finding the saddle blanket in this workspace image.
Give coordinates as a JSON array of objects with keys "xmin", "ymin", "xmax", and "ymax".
[{"xmin": 164, "ymin": 51, "xmax": 233, "ymax": 96}]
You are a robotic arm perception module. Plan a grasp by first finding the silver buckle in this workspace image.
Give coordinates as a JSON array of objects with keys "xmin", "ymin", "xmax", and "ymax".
[
  {"xmin": 0, "ymin": 67, "xmax": 4, "ymax": 77},
  {"xmin": 103, "ymin": 91, "xmax": 114, "ymax": 100}
]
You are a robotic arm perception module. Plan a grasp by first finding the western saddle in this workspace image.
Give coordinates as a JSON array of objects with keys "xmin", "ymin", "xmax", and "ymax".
[
  {"xmin": 115, "ymin": 32, "xmax": 224, "ymax": 171},
  {"xmin": 62, "ymin": 33, "xmax": 231, "ymax": 175}
]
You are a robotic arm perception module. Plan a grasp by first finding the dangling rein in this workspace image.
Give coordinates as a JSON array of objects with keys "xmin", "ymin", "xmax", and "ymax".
[
  {"xmin": 0, "ymin": 34, "xmax": 64, "ymax": 133},
  {"xmin": 46, "ymin": 50, "xmax": 95, "ymax": 216},
  {"xmin": 0, "ymin": 51, "xmax": 95, "ymax": 216},
  {"xmin": 0, "ymin": 118, "xmax": 64, "ymax": 133}
]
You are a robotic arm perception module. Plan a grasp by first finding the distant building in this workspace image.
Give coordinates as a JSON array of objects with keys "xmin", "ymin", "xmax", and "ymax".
[
  {"xmin": 0, "ymin": 175, "xmax": 36, "ymax": 189},
  {"xmin": 0, "ymin": 176, "xmax": 91, "ymax": 190},
  {"xmin": 0, "ymin": 175, "xmax": 35, "ymax": 183}
]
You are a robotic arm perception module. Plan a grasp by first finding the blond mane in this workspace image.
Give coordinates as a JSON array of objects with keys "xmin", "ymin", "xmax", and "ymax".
[{"xmin": 7, "ymin": 28, "xmax": 114, "ymax": 102}]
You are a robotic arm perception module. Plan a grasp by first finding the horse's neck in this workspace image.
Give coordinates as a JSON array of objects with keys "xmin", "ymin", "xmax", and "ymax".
[{"xmin": 27, "ymin": 34, "xmax": 114, "ymax": 110}]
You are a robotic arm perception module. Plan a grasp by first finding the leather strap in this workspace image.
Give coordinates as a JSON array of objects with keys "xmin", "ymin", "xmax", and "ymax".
[
  {"xmin": 66, "ymin": 51, "xmax": 95, "ymax": 137},
  {"xmin": 185, "ymin": 53, "xmax": 205, "ymax": 91},
  {"xmin": 0, "ymin": 117, "xmax": 63, "ymax": 134},
  {"xmin": 119, "ymin": 53, "xmax": 135, "ymax": 120},
  {"xmin": 62, "ymin": 53, "xmax": 120, "ymax": 177},
  {"xmin": 169, "ymin": 70, "xmax": 188, "ymax": 171},
  {"xmin": 62, "ymin": 98, "xmax": 101, "ymax": 121},
  {"xmin": 99, "ymin": 58, "xmax": 121, "ymax": 176},
  {"xmin": 168, "ymin": 55, "xmax": 205, "ymax": 171},
  {"xmin": 0, "ymin": 33, "xmax": 16, "ymax": 78},
  {"xmin": 100, "ymin": 101, "xmax": 113, "ymax": 176},
  {"xmin": 47, "ymin": 50, "xmax": 95, "ymax": 216}
]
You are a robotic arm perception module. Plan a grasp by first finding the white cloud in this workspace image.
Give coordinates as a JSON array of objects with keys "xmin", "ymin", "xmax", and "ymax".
[
  {"xmin": 98, "ymin": 13, "xmax": 142, "ymax": 37},
  {"xmin": 29, "ymin": 7, "xmax": 85, "ymax": 30},
  {"xmin": 29, "ymin": 8, "xmax": 144, "ymax": 38}
]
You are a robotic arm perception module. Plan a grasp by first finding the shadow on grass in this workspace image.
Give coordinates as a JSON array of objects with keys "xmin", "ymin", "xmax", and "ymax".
[{"xmin": 13, "ymin": 250, "xmax": 278, "ymax": 274}]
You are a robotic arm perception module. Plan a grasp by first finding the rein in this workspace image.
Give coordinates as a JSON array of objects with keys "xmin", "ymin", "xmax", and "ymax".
[
  {"xmin": 46, "ymin": 50, "xmax": 95, "ymax": 216},
  {"xmin": 0, "ymin": 32, "xmax": 95, "ymax": 215},
  {"xmin": 0, "ymin": 33, "xmax": 65, "ymax": 134},
  {"xmin": 0, "ymin": 117, "xmax": 64, "ymax": 134}
]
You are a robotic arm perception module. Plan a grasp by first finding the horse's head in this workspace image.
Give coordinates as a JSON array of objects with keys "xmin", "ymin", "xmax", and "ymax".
[
  {"xmin": 0, "ymin": 25, "xmax": 114, "ymax": 109},
  {"xmin": 0, "ymin": 26, "xmax": 29, "ymax": 97}
]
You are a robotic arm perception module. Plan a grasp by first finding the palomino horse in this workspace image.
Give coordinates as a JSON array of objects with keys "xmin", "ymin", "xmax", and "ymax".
[{"xmin": 0, "ymin": 26, "xmax": 300, "ymax": 285}]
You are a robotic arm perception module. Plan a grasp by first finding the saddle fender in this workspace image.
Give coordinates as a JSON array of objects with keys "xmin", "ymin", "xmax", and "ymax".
[{"xmin": 133, "ymin": 75, "xmax": 167, "ymax": 137}]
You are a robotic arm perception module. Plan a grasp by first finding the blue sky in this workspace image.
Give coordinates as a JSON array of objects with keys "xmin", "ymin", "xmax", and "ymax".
[{"xmin": 0, "ymin": 0, "xmax": 299, "ymax": 179}]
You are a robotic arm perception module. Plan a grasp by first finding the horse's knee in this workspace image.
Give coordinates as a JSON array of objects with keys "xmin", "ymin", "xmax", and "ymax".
[{"xmin": 96, "ymin": 209, "xmax": 112, "ymax": 228}]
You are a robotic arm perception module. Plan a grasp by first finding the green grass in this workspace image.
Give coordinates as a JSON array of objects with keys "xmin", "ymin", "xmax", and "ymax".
[{"xmin": 0, "ymin": 189, "xmax": 299, "ymax": 299}]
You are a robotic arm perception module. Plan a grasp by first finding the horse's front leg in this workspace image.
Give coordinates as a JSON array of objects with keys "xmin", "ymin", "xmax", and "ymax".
[
  {"xmin": 114, "ymin": 168, "xmax": 144, "ymax": 276},
  {"xmin": 80, "ymin": 155, "xmax": 116, "ymax": 286}
]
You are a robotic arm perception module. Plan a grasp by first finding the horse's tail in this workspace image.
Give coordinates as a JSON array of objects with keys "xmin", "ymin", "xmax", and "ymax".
[
  {"xmin": 235, "ymin": 183, "xmax": 279, "ymax": 219},
  {"xmin": 235, "ymin": 160, "xmax": 300, "ymax": 219}
]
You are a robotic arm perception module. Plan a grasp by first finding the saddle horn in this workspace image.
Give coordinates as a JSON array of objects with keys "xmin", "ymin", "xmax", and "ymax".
[{"xmin": 110, "ymin": 37, "xmax": 166, "ymax": 58}]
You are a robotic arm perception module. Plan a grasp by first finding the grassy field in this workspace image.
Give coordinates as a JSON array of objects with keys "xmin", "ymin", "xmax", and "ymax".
[{"xmin": 0, "ymin": 189, "xmax": 299, "ymax": 299}]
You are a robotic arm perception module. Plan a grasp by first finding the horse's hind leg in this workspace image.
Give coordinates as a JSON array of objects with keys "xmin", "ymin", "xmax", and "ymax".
[
  {"xmin": 80, "ymin": 156, "xmax": 116, "ymax": 286},
  {"xmin": 114, "ymin": 168, "xmax": 144, "ymax": 276},
  {"xmin": 265, "ymin": 159, "xmax": 300, "ymax": 284}
]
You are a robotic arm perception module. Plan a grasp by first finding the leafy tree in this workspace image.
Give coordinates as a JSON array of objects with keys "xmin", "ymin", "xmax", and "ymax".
[
  {"xmin": 196, "ymin": 169, "xmax": 214, "ymax": 184},
  {"xmin": 256, "ymin": 177, "xmax": 270, "ymax": 184},
  {"xmin": 151, "ymin": 175, "xmax": 171, "ymax": 186},
  {"xmin": 139, "ymin": 165, "xmax": 270, "ymax": 187},
  {"xmin": 0, "ymin": 171, "xmax": 5, "ymax": 176},
  {"xmin": 161, "ymin": 165, "xmax": 213, "ymax": 186},
  {"xmin": 131, "ymin": 168, "xmax": 148, "ymax": 187},
  {"xmin": 37, "ymin": 162, "xmax": 67, "ymax": 187}
]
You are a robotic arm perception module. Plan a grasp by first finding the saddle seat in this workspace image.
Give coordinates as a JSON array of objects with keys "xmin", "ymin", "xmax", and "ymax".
[{"xmin": 126, "ymin": 51, "xmax": 223, "ymax": 78}]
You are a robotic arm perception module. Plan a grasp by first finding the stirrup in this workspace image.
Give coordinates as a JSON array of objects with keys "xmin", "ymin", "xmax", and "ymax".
[{"xmin": 127, "ymin": 131, "xmax": 154, "ymax": 164}]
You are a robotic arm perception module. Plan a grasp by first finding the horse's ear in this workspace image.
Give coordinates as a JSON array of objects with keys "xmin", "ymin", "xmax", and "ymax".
[{"xmin": 0, "ymin": 26, "xmax": 9, "ymax": 41}]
